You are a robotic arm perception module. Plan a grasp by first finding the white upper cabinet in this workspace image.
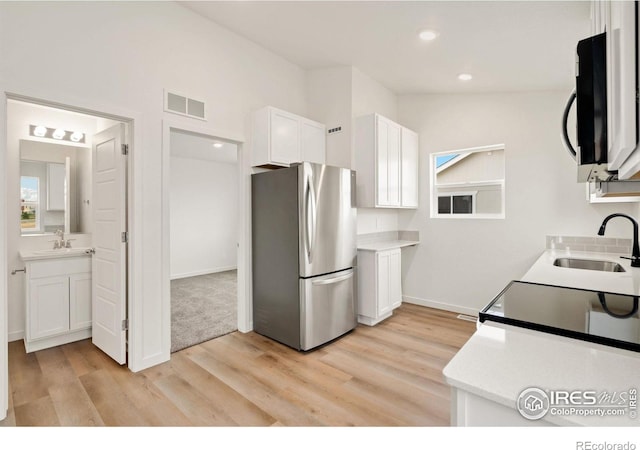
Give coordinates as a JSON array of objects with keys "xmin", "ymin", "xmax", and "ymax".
[
  {"xmin": 376, "ymin": 115, "xmax": 401, "ymax": 206},
  {"xmin": 606, "ymin": 0, "xmax": 638, "ymax": 172},
  {"xmin": 252, "ymin": 106, "xmax": 326, "ymax": 167},
  {"xmin": 355, "ymin": 113, "xmax": 419, "ymax": 208},
  {"xmin": 401, "ymin": 127, "xmax": 419, "ymax": 208}
]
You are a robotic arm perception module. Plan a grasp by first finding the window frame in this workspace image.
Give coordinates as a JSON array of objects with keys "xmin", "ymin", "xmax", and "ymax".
[{"xmin": 430, "ymin": 144, "xmax": 506, "ymax": 219}]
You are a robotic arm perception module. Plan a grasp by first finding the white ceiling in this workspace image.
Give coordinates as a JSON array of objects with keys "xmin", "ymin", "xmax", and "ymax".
[
  {"xmin": 170, "ymin": 129, "xmax": 238, "ymax": 164},
  {"xmin": 183, "ymin": 1, "xmax": 591, "ymax": 94}
]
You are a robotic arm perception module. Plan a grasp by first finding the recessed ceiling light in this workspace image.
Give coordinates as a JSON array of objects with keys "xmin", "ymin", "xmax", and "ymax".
[
  {"xmin": 458, "ymin": 73, "xmax": 473, "ymax": 81},
  {"xmin": 52, "ymin": 128, "xmax": 66, "ymax": 139},
  {"xmin": 213, "ymin": 142, "xmax": 223, "ymax": 148},
  {"xmin": 418, "ymin": 30, "xmax": 439, "ymax": 41}
]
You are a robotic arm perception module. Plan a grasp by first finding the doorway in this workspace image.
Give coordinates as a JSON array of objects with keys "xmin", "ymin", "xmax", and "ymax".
[
  {"xmin": 5, "ymin": 97, "xmax": 131, "ymax": 366},
  {"xmin": 168, "ymin": 128, "xmax": 240, "ymax": 352}
]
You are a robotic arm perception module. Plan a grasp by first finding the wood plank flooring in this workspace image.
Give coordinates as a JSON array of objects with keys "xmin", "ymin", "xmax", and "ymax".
[{"xmin": 0, "ymin": 304, "xmax": 476, "ymax": 426}]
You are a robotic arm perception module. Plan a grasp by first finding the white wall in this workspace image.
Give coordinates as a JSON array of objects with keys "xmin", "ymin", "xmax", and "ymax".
[
  {"xmin": 170, "ymin": 154, "xmax": 238, "ymax": 279},
  {"xmin": 0, "ymin": 0, "xmax": 308, "ymax": 376},
  {"xmin": 397, "ymin": 91, "xmax": 637, "ymax": 313},
  {"xmin": 306, "ymin": 67, "xmax": 353, "ymax": 170}
]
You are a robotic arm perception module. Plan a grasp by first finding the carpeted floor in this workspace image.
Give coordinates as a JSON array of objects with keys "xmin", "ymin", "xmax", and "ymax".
[{"xmin": 171, "ymin": 270, "xmax": 237, "ymax": 353}]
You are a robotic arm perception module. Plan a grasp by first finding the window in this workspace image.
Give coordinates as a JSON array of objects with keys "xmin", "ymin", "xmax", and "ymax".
[
  {"xmin": 21, "ymin": 176, "xmax": 40, "ymax": 232},
  {"xmin": 438, "ymin": 192, "xmax": 476, "ymax": 214},
  {"xmin": 431, "ymin": 144, "xmax": 505, "ymax": 219}
]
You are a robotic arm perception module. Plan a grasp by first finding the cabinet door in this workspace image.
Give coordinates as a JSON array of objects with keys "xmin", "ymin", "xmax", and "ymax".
[
  {"xmin": 270, "ymin": 109, "xmax": 300, "ymax": 165},
  {"xmin": 401, "ymin": 127, "xmax": 419, "ymax": 208},
  {"xmin": 47, "ymin": 162, "xmax": 66, "ymax": 211},
  {"xmin": 300, "ymin": 119, "xmax": 326, "ymax": 164},
  {"xmin": 69, "ymin": 273, "xmax": 92, "ymax": 331},
  {"xmin": 389, "ymin": 249, "xmax": 402, "ymax": 309},
  {"xmin": 606, "ymin": 0, "xmax": 637, "ymax": 171},
  {"xmin": 29, "ymin": 276, "xmax": 69, "ymax": 340},
  {"xmin": 376, "ymin": 116, "xmax": 401, "ymax": 206},
  {"xmin": 376, "ymin": 251, "xmax": 392, "ymax": 316}
]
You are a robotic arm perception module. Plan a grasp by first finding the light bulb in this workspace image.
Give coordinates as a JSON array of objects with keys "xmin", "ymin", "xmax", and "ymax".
[
  {"xmin": 458, "ymin": 73, "xmax": 473, "ymax": 81},
  {"xmin": 70, "ymin": 131, "xmax": 84, "ymax": 143},
  {"xmin": 33, "ymin": 125, "xmax": 47, "ymax": 137},
  {"xmin": 213, "ymin": 142, "xmax": 223, "ymax": 148},
  {"xmin": 52, "ymin": 128, "xmax": 66, "ymax": 140}
]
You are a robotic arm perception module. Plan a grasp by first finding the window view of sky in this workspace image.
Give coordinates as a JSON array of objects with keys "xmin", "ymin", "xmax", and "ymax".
[
  {"xmin": 21, "ymin": 176, "xmax": 38, "ymax": 202},
  {"xmin": 435, "ymin": 154, "xmax": 458, "ymax": 168}
]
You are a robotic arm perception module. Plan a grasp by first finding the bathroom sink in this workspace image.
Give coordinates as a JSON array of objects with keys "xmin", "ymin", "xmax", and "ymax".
[
  {"xmin": 553, "ymin": 257, "xmax": 625, "ymax": 272},
  {"xmin": 29, "ymin": 248, "xmax": 92, "ymax": 257}
]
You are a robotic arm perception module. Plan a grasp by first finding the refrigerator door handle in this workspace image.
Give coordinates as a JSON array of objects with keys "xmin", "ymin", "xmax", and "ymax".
[
  {"xmin": 312, "ymin": 269, "xmax": 354, "ymax": 285},
  {"xmin": 305, "ymin": 173, "xmax": 317, "ymax": 263}
]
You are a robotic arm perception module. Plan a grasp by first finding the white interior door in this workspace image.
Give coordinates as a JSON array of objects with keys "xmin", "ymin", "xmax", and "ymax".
[{"xmin": 91, "ymin": 124, "xmax": 127, "ymax": 364}]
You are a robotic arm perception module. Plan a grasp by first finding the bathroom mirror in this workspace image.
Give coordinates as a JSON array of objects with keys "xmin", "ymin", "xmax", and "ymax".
[{"xmin": 20, "ymin": 139, "xmax": 92, "ymax": 236}]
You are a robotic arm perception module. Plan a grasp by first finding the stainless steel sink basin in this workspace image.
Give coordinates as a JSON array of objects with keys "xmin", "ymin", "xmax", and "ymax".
[{"xmin": 553, "ymin": 257, "xmax": 625, "ymax": 272}]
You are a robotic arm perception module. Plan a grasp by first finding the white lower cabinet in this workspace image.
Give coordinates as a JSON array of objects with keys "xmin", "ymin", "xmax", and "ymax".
[
  {"xmin": 24, "ymin": 256, "xmax": 92, "ymax": 352},
  {"xmin": 357, "ymin": 248, "xmax": 402, "ymax": 325},
  {"xmin": 451, "ymin": 389, "xmax": 554, "ymax": 427}
]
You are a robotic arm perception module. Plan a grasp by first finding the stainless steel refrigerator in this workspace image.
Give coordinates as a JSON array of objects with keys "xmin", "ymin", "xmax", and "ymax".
[{"xmin": 251, "ymin": 162, "xmax": 357, "ymax": 351}]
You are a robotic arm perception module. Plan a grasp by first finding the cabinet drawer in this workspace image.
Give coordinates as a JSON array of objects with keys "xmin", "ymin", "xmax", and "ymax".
[{"xmin": 28, "ymin": 256, "xmax": 91, "ymax": 279}]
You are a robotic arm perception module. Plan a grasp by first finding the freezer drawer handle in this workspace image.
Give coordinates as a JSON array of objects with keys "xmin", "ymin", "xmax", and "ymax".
[{"xmin": 312, "ymin": 270, "xmax": 354, "ymax": 286}]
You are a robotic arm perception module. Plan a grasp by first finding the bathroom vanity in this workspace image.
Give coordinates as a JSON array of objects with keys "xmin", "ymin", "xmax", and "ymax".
[{"xmin": 20, "ymin": 248, "xmax": 93, "ymax": 352}]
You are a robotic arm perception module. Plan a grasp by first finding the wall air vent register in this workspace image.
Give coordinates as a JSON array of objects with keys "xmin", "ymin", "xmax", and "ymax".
[{"xmin": 164, "ymin": 90, "xmax": 206, "ymax": 120}]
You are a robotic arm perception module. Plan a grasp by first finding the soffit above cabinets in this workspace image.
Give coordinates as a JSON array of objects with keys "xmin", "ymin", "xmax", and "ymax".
[{"xmin": 182, "ymin": 1, "xmax": 590, "ymax": 94}]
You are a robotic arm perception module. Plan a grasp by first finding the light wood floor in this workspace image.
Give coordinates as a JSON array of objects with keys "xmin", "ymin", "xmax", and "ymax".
[{"xmin": 0, "ymin": 304, "xmax": 476, "ymax": 426}]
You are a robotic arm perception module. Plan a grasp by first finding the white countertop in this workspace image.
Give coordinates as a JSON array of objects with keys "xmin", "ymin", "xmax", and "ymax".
[
  {"xmin": 444, "ymin": 247, "xmax": 640, "ymax": 426},
  {"xmin": 20, "ymin": 247, "xmax": 92, "ymax": 261},
  {"xmin": 356, "ymin": 240, "xmax": 420, "ymax": 251},
  {"xmin": 443, "ymin": 321, "xmax": 640, "ymax": 426},
  {"xmin": 522, "ymin": 249, "xmax": 640, "ymax": 296}
]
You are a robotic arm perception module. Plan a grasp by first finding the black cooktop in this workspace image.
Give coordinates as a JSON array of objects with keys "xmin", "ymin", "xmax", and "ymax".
[{"xmin": 479, "ymin": 281, "xmax": 640, "ymax": 353}]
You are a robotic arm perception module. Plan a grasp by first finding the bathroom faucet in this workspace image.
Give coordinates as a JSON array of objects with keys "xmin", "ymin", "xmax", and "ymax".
[
  {"xmin": 598, "ymin": 213, "xmax": 640, "ymax": 267},
  {"xmin": 52, "ymin": 229, "xmax": 69, "ymax": 249}
]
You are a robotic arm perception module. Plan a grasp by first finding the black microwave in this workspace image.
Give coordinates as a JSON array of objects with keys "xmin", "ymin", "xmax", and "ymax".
[{"xmin": 563, "ymin": 32, "xmax": 610, "ymax": 182}]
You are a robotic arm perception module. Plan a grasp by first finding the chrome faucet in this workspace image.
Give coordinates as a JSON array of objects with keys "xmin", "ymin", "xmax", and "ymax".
[
  {"xmin": 55, "ymin": 229, "xmax": 65, "ymax": 248},
  {"xmin": 598, "ymin": 213, "xmax": 640, "ymax": 267}
]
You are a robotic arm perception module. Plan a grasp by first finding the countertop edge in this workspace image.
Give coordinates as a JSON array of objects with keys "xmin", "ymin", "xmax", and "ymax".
[{"xmin": 356, "ymin": 240, "xmax": 420, "ymax": 251}]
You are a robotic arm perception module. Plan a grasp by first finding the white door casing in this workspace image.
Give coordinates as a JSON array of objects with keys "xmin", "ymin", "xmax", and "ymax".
[{"xmin": 92, "ymin": 124, "xmax": 127, "ymax": 364}]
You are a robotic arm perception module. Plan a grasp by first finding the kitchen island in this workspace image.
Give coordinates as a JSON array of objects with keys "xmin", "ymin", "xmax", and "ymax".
[{"xmin": 443, "ymin": 246, "xmax": 640, "ymax": 426}]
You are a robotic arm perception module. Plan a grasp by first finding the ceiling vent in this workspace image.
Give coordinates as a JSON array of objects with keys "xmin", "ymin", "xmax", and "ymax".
[{"xmin": 164, "ymin": 90, "xmax": 206, "ymax": 120}]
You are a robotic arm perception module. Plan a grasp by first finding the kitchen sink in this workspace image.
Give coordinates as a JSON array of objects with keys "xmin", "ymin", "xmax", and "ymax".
[{"xmin": 553, "ymin": 257, "xmax": 625, "ymax": 272}]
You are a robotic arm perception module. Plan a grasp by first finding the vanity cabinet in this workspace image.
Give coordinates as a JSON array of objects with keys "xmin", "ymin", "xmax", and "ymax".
[
  {"xmin": 252, "ymin": 106, "xmax": 326, "ymax": 167},
  {"xmin": 357, "ymin": 248, "xmax": 402, "ymax": 326},
  {"xmin": 23, "ymin": 255, "xmax": 92, "ymax": 352},
  {"xmin": 354, "ymin": 113, "xmax": 419, "ymax": 208}
]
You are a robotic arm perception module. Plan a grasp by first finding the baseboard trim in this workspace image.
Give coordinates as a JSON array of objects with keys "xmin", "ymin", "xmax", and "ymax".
[
  {"xmin": 402, "ymin": 295, "xmax": 479, "ymax": 317},
  {"xmin": 8, "ymin": 330, "xmax": 24, "ymax": 343},
  {"xmin": 170, "ymin": 266, "xmax": 237, "ymax": 281}
]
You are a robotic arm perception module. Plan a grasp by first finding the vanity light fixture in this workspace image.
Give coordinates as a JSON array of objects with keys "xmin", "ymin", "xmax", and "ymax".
[
  {"xmin": 52, "ymin": 128, "xmax": 66, "ymax": 140},
  {"xmin": 70, "ymin": 131, "xmax": 84, "ymax": 143},
  {"xmin": 213, "ymin": 142, "xmax": 223, "ymax": 148},
  {"xmin": 29, "ymin": 125, "xmax": 86, "ymax": 144},
  {"xmin": 33, "ymin": 125, "xmax": 47, "ymax": 137},
  {"xmin": 458, "ymin": 73, "xmax": 473, "ymax": 81},
  {"xmin": 418, "ymin": 29, "xmax": 439, "ymax": 41}
]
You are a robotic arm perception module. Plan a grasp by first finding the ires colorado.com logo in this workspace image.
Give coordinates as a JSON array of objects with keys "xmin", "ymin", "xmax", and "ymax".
[{"xmin": 516, "ymin": 387, "xmax": 638, "ymax": 421}]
